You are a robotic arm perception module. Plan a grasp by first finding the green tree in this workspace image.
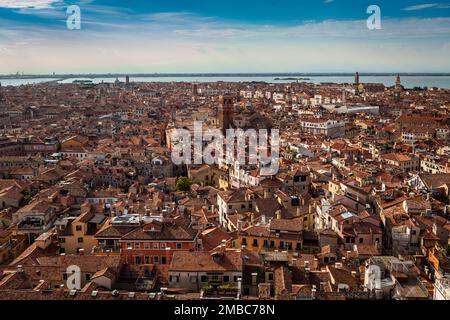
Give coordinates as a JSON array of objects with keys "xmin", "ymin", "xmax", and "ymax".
[
  {"xmin": 175, "ymin": 176, "xmax": 192, "ymax": 192},
  {"xmin": 20, "ymin": 189, "xmax": 35, "ymax": 207}
]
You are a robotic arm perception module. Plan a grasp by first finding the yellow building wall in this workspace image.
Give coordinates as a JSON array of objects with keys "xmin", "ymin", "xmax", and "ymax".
[
  {"xmin": 59, "ymin": 222, "xmax": 98, "ymax": 254},
  {"xmin": 232, "ymin": 235, "xmax": 302, "ymax": 252},
  {"xmin": 0, "ymin": 233, "xmax": 27, "ymax": 264},
  {"xmin": 219, "ymin": 177, "xmax": 230, "ymax": 190}
]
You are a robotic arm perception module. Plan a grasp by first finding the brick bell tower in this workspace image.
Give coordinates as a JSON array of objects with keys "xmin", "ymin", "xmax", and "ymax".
[{"xmin": 218, "ymin": 95, "xmax": 234, "ymax": 134}]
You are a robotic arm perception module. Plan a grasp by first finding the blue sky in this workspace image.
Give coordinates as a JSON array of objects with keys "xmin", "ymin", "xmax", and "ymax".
[{"xmin": 1, "ymin": 0, "xmax": 450, "ymax": 73}]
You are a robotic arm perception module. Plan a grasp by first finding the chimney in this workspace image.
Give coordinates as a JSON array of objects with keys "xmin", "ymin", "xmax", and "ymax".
[
  {"xmin": 296, "ymin": 207, "xmax": 301, "ymax": 217},
  {"xmin": 251, "ymin": 273, "xmax": 258, "ymax": 286},
  {"xmin": 59, "ymin": 253, "xmax": 66, "ymax": 265},
  {"xmin": 79, "ymin": 248, "xmax": 84, "ymax": 256},
  {"xmin": 313, "ymin": 258, "xmax": 319, "ymax": 270},
  {"xmin": 319, "ymin": 282, "xmax": 325, "ymax": 291},
  {"xmin": 304, "ymin": 260, "xmax": 310, "ymax": 273},
  {"xmin": 276, "ymin": 210, "xmax": 282, "ymax": 220},
  {"xmin": 220, "ymin": 243, "xmax": 226, "ymax": 255},
  {"xmin": 250, "ymin": 212, "xmax": 255, "ymax": 224},
  {"xmin": 237, "ymin": 220, "xmax": 243, "ymax": 232},
  {"xmin": 237, "ymin": 277, "xmax": 242, "ymax": 299}
]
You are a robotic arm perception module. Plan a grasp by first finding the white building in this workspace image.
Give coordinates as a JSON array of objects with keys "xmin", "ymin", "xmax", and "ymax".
[
  {"xmin": 322, "ymin": 104, "xmax": 379, "ymax": 115},
  {"xmin": 300, "ymin": 118, "xmax": 346, "ymax": 138},
  {"xmin": 434, "ymin": 275, "xmax": 450, "ymax": 300}
]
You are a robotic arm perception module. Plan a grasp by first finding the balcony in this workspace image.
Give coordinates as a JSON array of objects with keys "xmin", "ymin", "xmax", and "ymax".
[
  {"xmin": 17, "ymin": 220, "xmax": 47, "ymax": 232},
  {"xmin": 92, "ymin": 245, "xmax": 121, "ymax": 255}
]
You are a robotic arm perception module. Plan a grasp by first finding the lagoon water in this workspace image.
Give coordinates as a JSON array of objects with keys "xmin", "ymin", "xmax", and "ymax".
[
  {"xmin": 0, "ymin": 78, "xmax": 59, "ymax": 86},
  {"xmin": 2, "ymin": 75, "xmax": 450, "ymax": 89}
]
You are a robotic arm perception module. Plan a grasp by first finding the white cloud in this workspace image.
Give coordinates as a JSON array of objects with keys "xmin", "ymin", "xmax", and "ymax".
[
  {"xmin": 1, "ymin": 15, "xmax": 450, "ymax": 73},
  {"xmin": 172, "ymin": 17, "xmax": 450, "ymax": 41},
  {"xmin": 402, "ymin": 3, "xmax": 438, "ymax": 11},
  {"xmin": 0, "ymin": 0, "xmax": 61, "ymax": 9}
]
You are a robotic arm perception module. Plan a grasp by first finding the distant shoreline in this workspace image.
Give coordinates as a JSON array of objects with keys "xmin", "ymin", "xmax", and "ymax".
[
  {"xmin": 274, "ymin": 77, "xmax": 311, "ymax": 81},
  {"xmin": 2, "ymin": 72, "xmax": 450, "ymax": 80}
]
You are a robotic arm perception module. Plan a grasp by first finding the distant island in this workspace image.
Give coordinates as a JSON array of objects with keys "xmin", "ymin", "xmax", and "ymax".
[{"xmin": 274, "ymin": 77, "xmax": 310, "ymax": 81}]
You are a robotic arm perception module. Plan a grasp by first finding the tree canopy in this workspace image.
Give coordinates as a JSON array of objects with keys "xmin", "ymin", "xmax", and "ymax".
[{"xmin": 175, "ymin": 176, "xmax": 192, "ymax": 192}]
